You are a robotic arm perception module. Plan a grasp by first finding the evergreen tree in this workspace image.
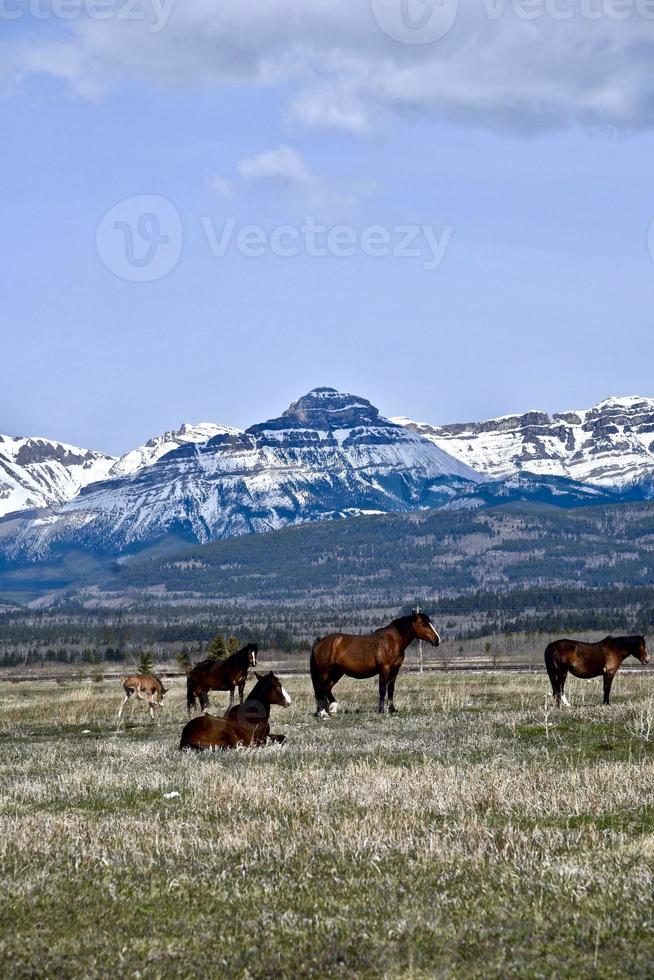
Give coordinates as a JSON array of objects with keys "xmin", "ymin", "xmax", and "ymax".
[
  {"xmin": 137, "ymin": 650, "xmax": 155, "ymax": 674},
  {"xmin": 227, "ymin": 636, "xmax": 240, "ymax": 655},
  {"xmin": 175, "ymin": 649, "xmax": 192, "ymax": 672},
  {"xmin": 207, "ymin": 635, "xmax": 228, "ymax": 661}
]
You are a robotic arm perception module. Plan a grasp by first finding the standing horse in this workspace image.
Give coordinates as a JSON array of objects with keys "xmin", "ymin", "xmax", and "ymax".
[
  {"xmin": 310, "ymin": 611, "xmax": 440, "ymax": 716},
  {"xmin": 545, "ymin": 634, "xmax": 649, "ymax": 706},
  {"xmin": 179, "ymin": 672, "xmax": 291, "ymax": 750},
  {"xmin": 186, "ymin": 643, "xmax": 257, "ymax": 714},
  {"xmin": 118, "ymin": 674, "xmax": 168, "ymax": 722}
]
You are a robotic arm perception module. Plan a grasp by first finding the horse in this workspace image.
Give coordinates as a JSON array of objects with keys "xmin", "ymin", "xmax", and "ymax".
[
  {"xmin": 545, "ymin": 634, "xmax": 649, "ymax": 706},
  {"xmin": 118, "ymin": 674, "xmax": 168, "ymax": 722},
  {"xmin": 179, "ymin": 672, "xmax": 291, "ymax": 750},
  {"xmin": 186, "ymin": 643, "xmax": 257, "ymax": 715},
  {"xmin": 310, "ymin": 611, "xmax": 440, "ymax": 716}
]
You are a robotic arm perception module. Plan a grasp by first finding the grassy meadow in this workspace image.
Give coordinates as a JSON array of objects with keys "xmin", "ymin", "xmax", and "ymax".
[{"xmin": 1, "ymin": 668, "xmax": 654, "ymax": 978}]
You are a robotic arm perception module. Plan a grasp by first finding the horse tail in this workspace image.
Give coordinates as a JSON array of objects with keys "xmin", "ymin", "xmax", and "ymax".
[
  {"xmin": 544, "ymin": 642, "xmax": 560, "ymax": 697},
  {"xmin": 186, "ymin": 673, "xmax": 198, "ymax": 714},
  {"xmin": 544, "ymin": 641, "xmax": 557, "ymax": 676}
]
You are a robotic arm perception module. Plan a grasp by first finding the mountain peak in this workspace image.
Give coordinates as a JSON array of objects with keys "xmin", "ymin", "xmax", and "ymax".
[{"xmin": 282, "ymin": 388, "xmax": 381, "ymax": 429}]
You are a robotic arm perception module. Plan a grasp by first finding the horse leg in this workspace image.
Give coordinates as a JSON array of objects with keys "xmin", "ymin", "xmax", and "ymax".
[
  {"xmin": 199, "ymin": 689, "xmax": 210, "ymax": 713},
  {"xmin": 238, "ymin": 681, "xmax": 245, "ymax": 704},
  {"xmin": 326, "ymin": 667, "xmax": 343, "ymax": 715},
  {"xmin": 603, "ymin": 670, "xmax": 616, "ymax": 706},
  {"xmin": 386, "ymin": 668, "xmax": 400, "ymax": 714},
  {"xmin": 559, "ymin": 671, "xmax": 571, "ymax": 707},
  {"xmin": 117, "ymin": 693, "xmax": 130, "ymax": 720},
  {"xmin": 228, "ymin": 685, "xmax": 235, "ymax": 709},
  {"xmin": 310, "ymin": 652, "xmax": 330, "ymax": 718},
  {"xmin": 148, "ymin": 698, "xmax": 156, "ymax": 722},
  {"xmin": 378, "ymin": 670, "xmax": 390, "ymax": 713}
]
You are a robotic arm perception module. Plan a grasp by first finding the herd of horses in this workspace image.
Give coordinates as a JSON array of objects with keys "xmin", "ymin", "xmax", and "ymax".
[{"xmin": 116, "ymin": 611, "xmax": 650, "ymax": 750}]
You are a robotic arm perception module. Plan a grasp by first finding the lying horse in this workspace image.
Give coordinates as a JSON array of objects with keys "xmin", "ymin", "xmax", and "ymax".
[
  {"xmin": 179, "ymin": 672, "xmax": 291, "ymax": 750},
  {"xmin": 545, "ymin": 634, "xmax": 649, "ymax": 706},
  {"xmin": 310, "ymin": 611, "xmax": 440, "ymax": 716},
  {"xmin": 118, "ymin": 673, "xmax": 167, "ymax": 721},
  {"xmin": 186, "ymin": 643, "xmax": 257, "ymax": 714}
]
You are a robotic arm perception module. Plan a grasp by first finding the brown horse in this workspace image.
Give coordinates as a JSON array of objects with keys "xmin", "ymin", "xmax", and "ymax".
[
  {"xmin": 186, "ymin": 643, "xmax": 257, "ymax": 714},
  {"xmin": 545, "ymin": 634, "xmax": 649, "ymax": 706},
  {"xmin": 118, "ymin": 674, "xmax": 168, "ymax": 722},
  {"xmin": 179, "ymin": 672, "xmax": 291, "ymax": 750},
  {"xmin": 310, "ymin": 611, "xmax": 440, "ymax": 716}
]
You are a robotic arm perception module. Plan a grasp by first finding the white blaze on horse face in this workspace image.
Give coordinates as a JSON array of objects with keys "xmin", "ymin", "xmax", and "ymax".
[
  {"xmin": 281, "ymin": 686, "xmax": 292, "ymax": 706},
  {"xmin": 428, "ymin": 620, "xmax": 440, "ymax": 644}
]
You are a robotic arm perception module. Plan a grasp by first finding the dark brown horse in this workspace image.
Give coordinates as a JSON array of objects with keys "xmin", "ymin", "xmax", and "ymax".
[
  {"xmin": 180, "ymin": 672, "xmax": 291, "ymax": 750},
  {"xmin": 186, "ymin": 643, "xmax": 257, "ymax": 714},
  {"xmin": 545, "ymin": 634, "xmax": 649, "ymax": 706},
  {"xmin": 310, "ymin": 611, "xmax": 440, "ymax": 716}
]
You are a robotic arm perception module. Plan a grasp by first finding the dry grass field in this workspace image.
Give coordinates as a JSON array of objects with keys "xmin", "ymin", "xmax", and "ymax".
[{"xmin": 1, "ymin": 668, "xmax": 654, "ymax": 978}]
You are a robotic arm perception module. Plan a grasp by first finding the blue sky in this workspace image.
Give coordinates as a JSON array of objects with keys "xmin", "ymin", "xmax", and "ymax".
[{"xmin": 2, "ymin": 2, "xmax": 654, "ymax": 454}]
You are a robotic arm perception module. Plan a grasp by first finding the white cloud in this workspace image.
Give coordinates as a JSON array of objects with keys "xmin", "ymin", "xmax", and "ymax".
[
  {"xmin": 237, "ymin": 145, "xmax": 311, "ymax": 185},
  {"xmin": 5, "ymin": 0, "xmax": 654, "ymax": 134},
  {"xmin": 211, "ymin": 146, "xmax": 370, "ymax": 218}
]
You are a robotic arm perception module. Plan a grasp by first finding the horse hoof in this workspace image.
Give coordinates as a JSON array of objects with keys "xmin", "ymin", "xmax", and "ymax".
[
  {"xmin": 327, "ymin": 702, "xmax": 338, "ymax": 715},
  {"xmin": 316, "ymin": 709, "xmax": 330, "ymax": 719}
]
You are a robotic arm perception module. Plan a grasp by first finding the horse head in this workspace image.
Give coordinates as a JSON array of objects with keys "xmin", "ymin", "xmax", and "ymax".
[
  {"xmin": 254, "ymin": 671, "xmax": 292, "ymax": 707},
  {"xmin": 634, "ymin": 635, "xmax": 649, "ymax": 664},
  {"xmin": 248, "ymin": 643, "xmax": 258, "ymax": 668},
  {"xmin": 412, "ymin": 611, "xmax": 441, "ymax": 647}
]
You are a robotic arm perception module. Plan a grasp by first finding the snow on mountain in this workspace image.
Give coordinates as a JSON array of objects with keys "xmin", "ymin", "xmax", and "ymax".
[
  {"xmin": 0, "ymin": 434, "xmax": 115, "ymax": 519},
  {"xmin": 3, "ymin": 388, "xmax": 482, "ymax": 559},
  {"xmin": 109, "ymin": 422, "xmax": 242, "ymax": 477},
  {"xmin": 0, "ymin": 421, "xmax": 242, "ymax": 521},
  {"xmin": 392, "ymin": 396, "xmax": 654, "ymax": 491}
]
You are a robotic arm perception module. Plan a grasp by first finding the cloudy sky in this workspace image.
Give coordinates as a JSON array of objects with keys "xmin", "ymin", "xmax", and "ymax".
[{"xmin": 2, "ymin": 0, "xmax": 654, "ymax": 453}]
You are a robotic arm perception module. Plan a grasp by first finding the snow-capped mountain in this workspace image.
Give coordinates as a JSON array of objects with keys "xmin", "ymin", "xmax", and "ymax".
[
  {"xmin": 5, "ymin": 388, "xmax": 654, "ymax": 567},
  {"xmin": 0, "ymin": 422, "xmax": 241, "ymax": 520},
  {"xmin": 109, "ymin": 422, "xmax": 242, "ymax": 477},
  {"xmin": 393, "ymin": 396, "xmax": 654, "ymax": 492},
  {"xmin": 2, "ymin": 388, "xmax": 481, "ymax": 559},
  {"xmin": 0, "ymin": 434, "xmax": 115, "ymax": 519}
]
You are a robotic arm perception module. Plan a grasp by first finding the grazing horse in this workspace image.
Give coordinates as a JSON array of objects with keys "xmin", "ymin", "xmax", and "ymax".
[
  {"xmin": 179, "ymin": 672, "xmax": 291, "ymax": 750},
  {"xmin": 118, "ymin": 674, "xmax": 167, "ymax": 721},
  {"xmin": 310, "ymin": 611, "xmax": 440, "ymax": 716},
  {"xmin": 545, "ymin": 634, "xmax": 649, "ymax": 706},
  {"xmin": 186, "ymin": 643, "xmax": 257, "ymax": 714}
]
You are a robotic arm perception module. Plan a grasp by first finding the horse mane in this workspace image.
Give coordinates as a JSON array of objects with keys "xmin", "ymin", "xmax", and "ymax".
[
  {"xmin": 614, "ymin": 634, "xmax": 642, "ymax": 647},
  {"xmin": 225, "ymin": 643, "xmax": 253, "ymax": 665},
  {"xmin": 379, "ymin": 615, "xmax": 420, "ymax": 639}
]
